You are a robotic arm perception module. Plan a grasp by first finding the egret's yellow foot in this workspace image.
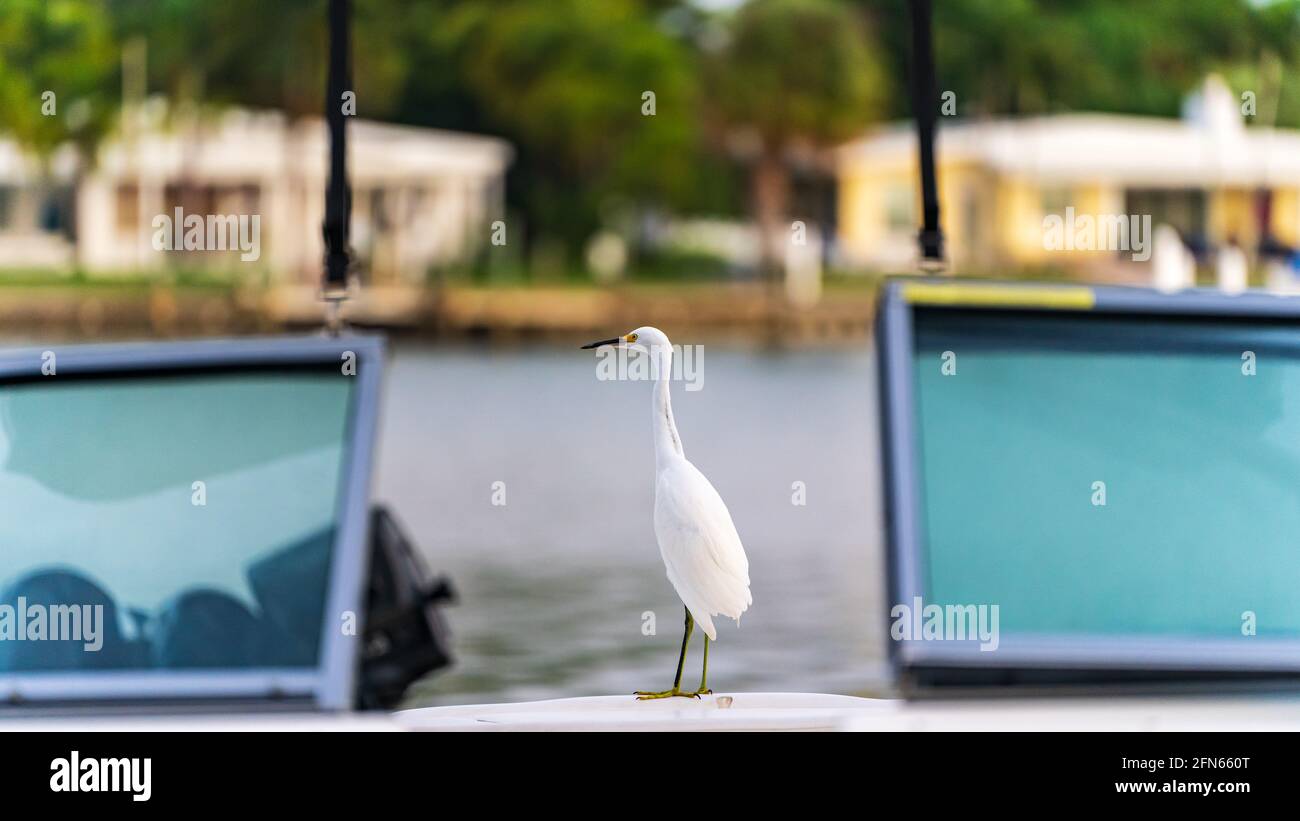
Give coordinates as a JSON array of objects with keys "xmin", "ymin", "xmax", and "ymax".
[
  {"xmin": 633, "ymin": 607, "xmax": 700, "ymax": 700},
  {"xmin": 692, "ymin": 688, "xmax": 712, "ymax": 696},
  {"xmin": 634, "ymin": 689, "xmax": 700, "ymax": 700}
]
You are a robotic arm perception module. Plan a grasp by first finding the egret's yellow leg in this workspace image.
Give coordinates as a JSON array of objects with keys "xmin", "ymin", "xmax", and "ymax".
[
  {"xmin": 693, "ymin": 635, "xmax": 711, "ymax": 695},
  {"xmin": 635, "ymin": 607, "xmax": 699, "ymax": 699}
]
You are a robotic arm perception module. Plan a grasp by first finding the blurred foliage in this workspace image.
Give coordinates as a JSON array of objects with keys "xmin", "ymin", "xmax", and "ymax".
[
  {"xmin": 0, "ymin": 0, "xmax": 117, "ymax": 158},
  {"xmin": 708, "ymin": 0, "xmax": 886, "ymax": 148},
  {"xmin": 627, "ymin": 248, "xmax": 736, "ymax": 282},
  {"xmin": 706, "ymin": 0, "xmax": 886, "ymax": 270},
  {"xmin": 438, "ymin": 0, "xmax": 703, "ymax": 252},
  {"xmin": 107, "ymin": 0, "xmax": 413, "ymax": 116},
  {"xmin": 6, "ymin": 0, "xmax": 1300, "ymax": 274},
  {"xmin": 881, "ymin": 0, "xmax": 1300, "ymax": 122}
]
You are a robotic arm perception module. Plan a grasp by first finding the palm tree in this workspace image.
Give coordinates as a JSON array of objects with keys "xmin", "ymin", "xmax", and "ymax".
[{"xmin": 706, "ymin": 0, "xmax": 886, "ymax": 281}]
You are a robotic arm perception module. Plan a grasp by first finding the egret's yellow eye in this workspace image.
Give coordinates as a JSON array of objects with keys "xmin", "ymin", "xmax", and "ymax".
[{"xmin": 626, "ymin": 333, "xmax": 638, "ymax": 343}]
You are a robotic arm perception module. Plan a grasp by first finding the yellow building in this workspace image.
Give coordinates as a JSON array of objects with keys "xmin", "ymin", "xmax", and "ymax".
[{"xmin": 836, "ymin": 78, "xmax": 1300, "ymax": 282}]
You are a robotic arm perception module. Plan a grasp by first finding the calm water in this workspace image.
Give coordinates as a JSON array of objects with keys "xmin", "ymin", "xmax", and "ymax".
[{"xmin": 375, "ymin": 342, "xmax": 890, "ymax": 706}]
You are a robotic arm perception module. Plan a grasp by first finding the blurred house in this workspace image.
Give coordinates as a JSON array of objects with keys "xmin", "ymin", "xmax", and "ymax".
[
  {"xmin": 0, "ymin": 106, "xmax": 512, "ymax": 283},
  {"xmin": 837, "ymin": 77, "xmax": 1300, "ymax": 281}
]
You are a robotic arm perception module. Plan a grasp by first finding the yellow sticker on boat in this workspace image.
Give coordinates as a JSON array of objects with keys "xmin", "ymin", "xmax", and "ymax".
[{"xmin": 900, "ymin": 282, "xmax": 1095, "ymax": 310}]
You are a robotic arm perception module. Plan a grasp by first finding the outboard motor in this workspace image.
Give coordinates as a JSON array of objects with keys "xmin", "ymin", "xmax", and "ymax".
[{"xmin": 357, "ymin": 506, "xmax": 456, "ymax": 709}]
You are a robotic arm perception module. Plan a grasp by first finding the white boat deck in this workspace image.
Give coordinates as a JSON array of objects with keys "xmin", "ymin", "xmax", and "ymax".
[
  {"xmin": 6, "ymin": 692, "xmax": 1300, "ymax": 731},
  {"xmin": 399, "ymin": 693, "xmax": 882, "ymax": 732},
  {"xmin": 396, "ymin": 691, "xmax": 1300, "ymax": 732}
]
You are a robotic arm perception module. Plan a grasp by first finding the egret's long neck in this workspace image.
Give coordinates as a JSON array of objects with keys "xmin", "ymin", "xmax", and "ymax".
[{"xmin": 652, "ymin": 345, "xmax": 683, "ymax": 467}]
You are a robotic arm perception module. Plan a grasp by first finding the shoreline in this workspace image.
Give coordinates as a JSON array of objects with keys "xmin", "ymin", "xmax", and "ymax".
[{"xmin": 0, "ymin": 282, "xmax": 878, "ymax": 344}]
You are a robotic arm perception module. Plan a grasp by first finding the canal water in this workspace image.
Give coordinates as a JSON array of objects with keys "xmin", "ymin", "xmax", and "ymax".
[{"xmin": 375, "ymin": 341, "xmax": 890, "ymax": 705}]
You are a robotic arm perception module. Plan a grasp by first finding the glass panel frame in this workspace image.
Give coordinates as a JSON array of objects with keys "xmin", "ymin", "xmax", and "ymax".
[
  {"xmin": 878, "ymin": 279, "xmax": 1300, "ymax": 677},
  {"xmin": 0, "ymin": 336, "xmax": 383, "ymax": 709}
]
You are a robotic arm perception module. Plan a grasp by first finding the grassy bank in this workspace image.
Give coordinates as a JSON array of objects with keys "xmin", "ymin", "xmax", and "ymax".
[{"xmin": 0, "ymin": 272, "xmax": 882, "ymax": 343}]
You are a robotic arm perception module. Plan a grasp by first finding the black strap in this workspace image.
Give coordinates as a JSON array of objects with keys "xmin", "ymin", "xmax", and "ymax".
[
  {"xmin": 908, "ymin": 0, "xmax": 944, "ymax": 268},
  {"xmin": 322, "ymin": 0, "xmax": 352, "ymax": 295}
]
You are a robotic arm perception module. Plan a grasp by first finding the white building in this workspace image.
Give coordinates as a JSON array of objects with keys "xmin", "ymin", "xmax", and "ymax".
[{"xmin": 0, "ymin": 105, "xmax": 512, "ymax": 284}]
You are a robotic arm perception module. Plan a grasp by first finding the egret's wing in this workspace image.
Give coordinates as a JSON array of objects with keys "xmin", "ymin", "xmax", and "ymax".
[
  {"xmin": 666, "ymin": 460, "xmax": 750, "ymax": 584},
  {"xmin": 654, "ymin": 460, "xmax": 752, "ymax": 640}
]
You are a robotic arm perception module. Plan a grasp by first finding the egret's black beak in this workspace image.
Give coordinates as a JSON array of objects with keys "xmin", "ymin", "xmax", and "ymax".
[{"xmin": 581, "ymin": 337, "xmax": 621, "ymax": 349}]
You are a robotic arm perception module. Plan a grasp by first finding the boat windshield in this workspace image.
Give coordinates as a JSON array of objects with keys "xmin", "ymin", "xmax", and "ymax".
[
  {"xmin": 0, "ymin": 368, "xmax": 353, "ymax": 672},
  {"xmin": 912, "ymin": 309, "xmax": 1300, "ymax": 640}
]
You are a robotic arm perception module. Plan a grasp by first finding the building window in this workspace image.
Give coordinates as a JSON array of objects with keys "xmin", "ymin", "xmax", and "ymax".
[
  {"xmin": 885, "ymin": 185, "xmax": 914, "ymax": 232},
  {"xmin": 116, "ymin": 184, "xmax": 139, "ymax": 233},
  {"xmin": 40, "ymin": 187, "xmax": 75, "ymax": 240},
  {"xmin": 163, "ymin": 183, "xmax": 215, "ymax": 219},
  {"xmin": 0, "ymin": 186, "xmax": 13, "ymax": 230},
  {"xmin": 1041, "ymin": 186, "xmax": 1073, "ymax": 217},
  {"xmin": 370, "ymin": 189, "xmax": 390, "ymax": 231},
  {"xmin": 1125, "ymin": 189, "xmax": 1207, "ymax": 246},
  {"xmin": 961, "ymin": 187, "xmax": 981, "ymax": 256}
]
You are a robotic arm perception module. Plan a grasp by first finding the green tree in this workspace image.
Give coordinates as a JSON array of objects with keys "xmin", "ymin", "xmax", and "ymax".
[
  {"xmin": 0, "ymin": 0, "xmax": 116, "ymax": 268},
  {"xmin": 707, "ymin": 0, "xmax": 887, "ymax": 274},
  {"xmin": 440, "ymin": 0, "xmax": 701, "ymax": 256},
  {"xmin": 109, "ymin": 0, "xmax": 414, "ymax": 118},
  {"xmin": 876, "ymin": 0, "xmax": 1292, "ymax": 121},
  {"xmin": 0, "ymin": 0, "xmax": 117, "ymax": 157}
]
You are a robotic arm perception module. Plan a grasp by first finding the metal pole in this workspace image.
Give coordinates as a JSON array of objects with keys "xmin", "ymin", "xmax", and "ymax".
[
  {"xmin": 322, "ymin": 0, "xmax": 352, "ymax": 325},
  {"xmin": 909, "ymin": 0, "xmax": 945, "ymax": 270}
]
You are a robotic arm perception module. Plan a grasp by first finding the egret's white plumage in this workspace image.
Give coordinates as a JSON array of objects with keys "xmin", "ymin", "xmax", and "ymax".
[
  {"xmin": 655, "ymin": 458, "xmax": 752, "ymax": 640},
  {"xmin": 583, "ymin": 325, "xmax": 751, "ymax": 697},
  {"xmin": 626, "ymin": 326, "xmax": 751, "ymax": 641}
]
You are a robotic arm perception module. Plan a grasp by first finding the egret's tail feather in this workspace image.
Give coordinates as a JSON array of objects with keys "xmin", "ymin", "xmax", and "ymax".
[{"xmin": 693, "ymin": 609, "xmax": 717, "ymax": 641}]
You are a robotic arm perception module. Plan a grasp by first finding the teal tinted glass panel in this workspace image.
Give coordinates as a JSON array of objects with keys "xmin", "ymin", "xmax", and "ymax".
[
  {"xmin": 0, "ymin": 370, "xmax": 353, "ymax": 671},
  {"xmin": 913, "ymin": 309, "xmax": 1300, "ymax": 639}
]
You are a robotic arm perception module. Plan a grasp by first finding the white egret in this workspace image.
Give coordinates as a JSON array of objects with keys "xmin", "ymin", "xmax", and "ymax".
[{"xmin": 582, "ymin": 327, "xmax": 751, "ymax": 699}]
